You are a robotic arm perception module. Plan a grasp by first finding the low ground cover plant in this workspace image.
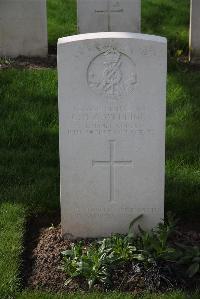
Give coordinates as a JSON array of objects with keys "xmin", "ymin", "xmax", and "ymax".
[
  {"xmin": 61, "ymin": 214, "xmax": 200, "ymax": 291},
  {"xmin": 175, "ymin": 243, "xmax": 200, "ymax": 278}
]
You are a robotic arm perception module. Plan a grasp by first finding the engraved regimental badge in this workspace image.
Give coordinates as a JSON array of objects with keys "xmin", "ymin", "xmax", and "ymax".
[{"xmin": 87, "ymin": 47, "xmax": 137, "ymax": 98}]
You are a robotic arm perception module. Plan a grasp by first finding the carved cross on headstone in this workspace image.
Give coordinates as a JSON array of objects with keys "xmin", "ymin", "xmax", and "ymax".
[
  {"xmin": 95, "ymin": 1, "xmax": 124, "ymax": 31},
  {"xmin": 92, "ymin": 140, "xmax": 132, "ymax": 202}
]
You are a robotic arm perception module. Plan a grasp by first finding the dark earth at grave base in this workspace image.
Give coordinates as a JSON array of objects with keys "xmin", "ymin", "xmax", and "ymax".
[
  {"xmin": 0, "ymin": 46, "xmax": 57, "ymax": 70},
  {"xmin": 22, "ymin": 213, "xmax": 200, "ymax": 294},
  {"xmin": 2, "ymin": 55, "xmax": 200, "ymax": 71},
  {"xmin": 0, "ymin": 55, "xmax": 57, "ymax": 70}
]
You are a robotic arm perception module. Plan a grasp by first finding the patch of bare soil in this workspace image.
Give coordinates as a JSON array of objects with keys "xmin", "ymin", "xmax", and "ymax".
[
  {"xmin": 177, "ymin": 56, "xmax": 200, "ymax": 70},
  {"xmin": 23, "ymin": 215, "xmax": 200, "ymax": 294},
  {"xmin": 0, "ymin": 55, "xmax": 57, "ymax": 70}
]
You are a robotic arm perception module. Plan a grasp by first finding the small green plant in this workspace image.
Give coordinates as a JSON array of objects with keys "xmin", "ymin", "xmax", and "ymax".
[
  {"xmin": 137, "ymin": 213, "xmax": 177, "ymax": 262},
  {"xmin": 0, "ymin": 56, "xmax": 13, "ymax": 65},
  {"xmin": 62, "ymin": 242, "xmax": 110, "ymax": 289},
  {"xmin": 61, "ymin": 214, "xmax": 200, "ymax": 290},
  {"xmin": 61, "ymin": 216, "xmax": 145, "ymax": 289},
  {"xmin": 176, "ymin": 244, "xmax": 200, "ymax": 278},
  {"xmin": 137, "ymin": 226, "xmax": 175, "ymax": 262},
  {"xmin": 61, "ymin": 232, "xmax": 145, "ymax": 289},
  {"xmin": 98, "ymin": 234, "xmax": 144, "ymax": 263}
]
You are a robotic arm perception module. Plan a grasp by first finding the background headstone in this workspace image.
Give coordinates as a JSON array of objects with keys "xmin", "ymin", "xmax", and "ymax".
[
  {"xmin": 77, "ymin": 0, "xmax": 141, "ymax": 33},
  {"xmin": 0, "ymin": 0, "xmax": 48, "ymax": 57},
  {"xmin": 189, "ymin": 0, "xmax": 200, "ymax": 63},
  {"xmin": 58, "ymin": 32, "xmax": 167, "ymax": 239}
]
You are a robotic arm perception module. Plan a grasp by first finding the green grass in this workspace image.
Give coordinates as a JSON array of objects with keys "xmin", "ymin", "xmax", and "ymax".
[
  {"xmin": 166, "ymin": 66, "xmax": 200, "ymax": 218},
  {"xmin": 47, "ymin": 0, "xmax": 77, "ymax": 46},
  {"xmin": 142, "ymin": 0, "xmax": 190, "ymax": 56},
  {"xmin": 0, "ymin": 0, "xmax": 200, "ymax": 298},
  {"xmin": 15, "ymin": 291, "xmax": 200, "ymax": 299},
  {"xmin": 0, "ymin": 69, "xmax": 58, "ymax": 298},
  {"xmin": 0, "ymin": 202, "xmax": 25, "ymax": 298},
  {"xmin": 0, "ymin": 70, "xmax": 59, "ymax": 214}
]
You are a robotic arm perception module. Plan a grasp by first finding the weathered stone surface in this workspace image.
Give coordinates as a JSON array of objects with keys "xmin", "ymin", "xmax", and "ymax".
[
  {"xmin": 58, "ymin": 32, "xmax": 167, "ymax": 238},
  {"xmin": 77, "ymin": 0, "xmax": 141, "ymax": 33},
  {"xmin": 189, "ymin": 0, "xmax": 200, "ymax": 63},
  {"xmin": 0, "ymin": 0, "xmax": 47, "ymax": 57}
]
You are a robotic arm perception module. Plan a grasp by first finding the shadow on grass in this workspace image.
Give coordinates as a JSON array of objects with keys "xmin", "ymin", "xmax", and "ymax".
[
  {"xmin": 165, "ymin": 64, "xmax": 200, "ymax": 220},
  {"xmin": 0, "ymin": 69, "xmax": 60, "ymax": 215}
]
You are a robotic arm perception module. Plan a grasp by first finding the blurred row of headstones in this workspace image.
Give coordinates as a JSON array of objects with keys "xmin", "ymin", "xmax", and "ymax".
[
  {"xmin": 0, "ymin": 0, "xmax": 47, "ymax": 57},
  {"xmin": 0, "ymin": 0, "xmax": 199, "ymax": 61}
]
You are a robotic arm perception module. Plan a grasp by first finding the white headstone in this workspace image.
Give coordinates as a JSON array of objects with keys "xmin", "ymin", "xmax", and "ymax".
[
  {"xmin": 77, "ymin": 0, "xmax": 141, "ymax": 34},
  {"xmin": 58, "ymin": 32, "xmax": 167, "ymax": 239},
  {"xmin": 189, "ymin": 0, "xmax": 200, "ymax": 63},
  {"xmin": 0, "ymin": 0, "xmax": 48, "ymax": 57}
]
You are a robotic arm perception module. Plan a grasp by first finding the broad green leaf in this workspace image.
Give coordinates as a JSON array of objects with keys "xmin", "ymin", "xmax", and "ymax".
[{"xmin": 187, "ymin": 263, "xmax": 200, "ymax": 278}]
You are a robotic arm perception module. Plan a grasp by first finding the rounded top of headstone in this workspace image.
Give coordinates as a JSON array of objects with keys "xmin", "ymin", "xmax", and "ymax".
[{"xmin": 58, "ymin": 32, "xmax": 167, "ymax": 46}]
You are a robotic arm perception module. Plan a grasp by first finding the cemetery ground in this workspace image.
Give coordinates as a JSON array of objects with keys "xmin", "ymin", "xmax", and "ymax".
[{"xmin": 0, "ymin": 0, "xmax": 200, "ymax": 298}]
